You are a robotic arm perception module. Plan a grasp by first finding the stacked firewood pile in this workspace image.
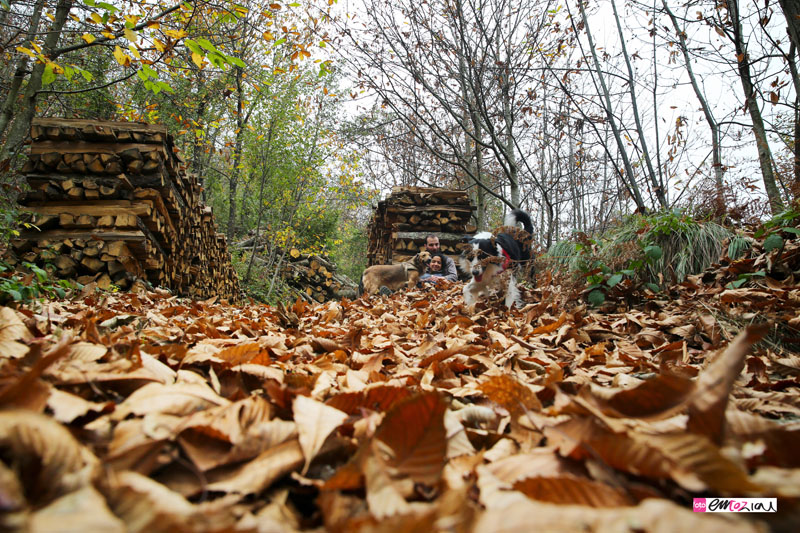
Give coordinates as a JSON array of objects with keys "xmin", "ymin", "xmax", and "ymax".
[
  {"xmin": 367, "ymin": 186, "xmax": 476, "ymax": 265},
  {"xmin": 7, "ymin": 118, "xmax": 239, "ymax": 300},
  {"xmin": 283, "ymin": 248, "xmax": 358, "ymax": 303}
]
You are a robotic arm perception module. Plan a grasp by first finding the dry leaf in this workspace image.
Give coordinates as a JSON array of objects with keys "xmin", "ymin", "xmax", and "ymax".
[
  {"xmin": 112, "ymin": 381, "xmax": 229, "ymax": 420},
  {"xmin": 479, "ymin": 374, "xmax": 542, "ymax": 415},
  {"xmin": 106, "ymin": 470, "xmax": 197, "ymax": 533},
  {"xmin": 0, "ymin": 410, "xmax": 98, "ymax": 505},
  {"xmin": 0, "ymin": 306, "xmax": 30, "ymax": 359},
  {"xmin": 293, "ymin": 394, "xmax": 348, "ymax": 473},
  {"xmin": 206, "ymin": 439, "xmax": 305, "ymax": 495},
  {"xmin": 688, "ymin": 324, "xmax": 769, "ymax": 443},
  {"xmin": 374, "ymin": 391, "xmax": 447, "ymax": 485},
  {"xmin": 513, "ymin": 475, "xmax": 634, "ymax": 507},
  {"xmin": 29, "ymin": 486, "xmax": 125, "ymax": 533}
]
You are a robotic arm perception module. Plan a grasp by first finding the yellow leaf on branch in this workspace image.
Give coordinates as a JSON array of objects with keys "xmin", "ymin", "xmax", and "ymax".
[
  {"xmin": 16, "ymin": 46, "xmax": 36, "ymax": 58},
  {"xmin": 124, "ymin": 28, "xmax": 137, "ymax": 43},
  {"xmin": 191, "ymin": 51, "xmax": 204, "ymax": 68},
  {"xmin": 81, "ymin": 33, "xmax": 96, "ymax": 44},
  {"xmin": 164, "ymin": 29, "xmax": 188, "ymax": 39},
  {"xmin": 113, "ymin": 46, "xmax": 132, "ymax": 67}
]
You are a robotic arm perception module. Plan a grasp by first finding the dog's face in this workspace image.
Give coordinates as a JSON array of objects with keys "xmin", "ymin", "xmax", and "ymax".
[
  {"xmin": 458, "ymin": 232, "xmax": 501, "ymax": 282},
  {"xmin": 415, "ymin": 250, "xmax": 432, "ymax": 269}
]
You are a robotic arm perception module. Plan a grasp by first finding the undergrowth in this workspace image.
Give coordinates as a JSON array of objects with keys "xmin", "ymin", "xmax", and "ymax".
[{"xmin": 542, "ymin": 209, "xmax": 743, "ymax": 306}]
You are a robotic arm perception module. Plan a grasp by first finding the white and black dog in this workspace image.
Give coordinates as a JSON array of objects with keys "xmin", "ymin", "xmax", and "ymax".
[{"xmin": 459, "ymin": 209, "xmax": 533, "ymax": 309}]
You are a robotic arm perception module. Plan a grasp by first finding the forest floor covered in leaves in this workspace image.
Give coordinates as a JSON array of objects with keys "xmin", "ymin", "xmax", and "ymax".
[{"xmin": 1, "ymin": 233, "xmax": 799, "ymax": 532}]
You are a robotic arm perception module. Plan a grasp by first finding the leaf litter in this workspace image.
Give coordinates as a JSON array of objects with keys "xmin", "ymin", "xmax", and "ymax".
[{"xmin": 1, "ymin": 237, "xmax": 800, "ymax": 532}]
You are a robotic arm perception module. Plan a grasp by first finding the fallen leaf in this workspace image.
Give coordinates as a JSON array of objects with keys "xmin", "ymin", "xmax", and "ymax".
[
  {"xmin": 29, "ymin": 486, "xmax": 125, "ymax": 532},
  {"xmin": 513, "ymin": 475, "xmax": 634, "ymax": 507},
  {"xmin": 293, "ymin": 394, "xmax": 348, "ymax": 473},
  {"xmin": 0, "ymin": 410, "xmax": 98, "ymax": 506},
  {"xmin": 688, "ymin": 324, "xmax": 769, "ymax": 443},
  {"xmin": 374, "ymin": 391, "xmax": 447, "ymax": 485}
]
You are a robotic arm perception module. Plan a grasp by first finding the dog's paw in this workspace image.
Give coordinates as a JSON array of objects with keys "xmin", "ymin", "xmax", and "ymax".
[{"xmin": 378, "ymin": 286, "xmax": 393, "ymax": 296}]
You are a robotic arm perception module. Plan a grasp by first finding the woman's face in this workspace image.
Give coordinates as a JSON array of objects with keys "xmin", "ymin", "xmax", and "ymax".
[{"xmin": 430, "ymin": 257, "xmax": 442, "ymax": 271}]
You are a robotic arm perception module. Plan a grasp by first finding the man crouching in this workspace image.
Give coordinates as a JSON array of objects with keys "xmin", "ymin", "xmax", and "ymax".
[{"xmin": 358, "ymin": 251, "xmax": 431, "ymax": 296}]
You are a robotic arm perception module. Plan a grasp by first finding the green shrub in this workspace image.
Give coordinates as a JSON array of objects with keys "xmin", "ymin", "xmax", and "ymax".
[
  {"xmin": 544, "ymin": 209, "xmax": 739, "ymax": 305},
  {"xmin": 0, "ymin": 260, "xmax": 80, "ymax": 305}
]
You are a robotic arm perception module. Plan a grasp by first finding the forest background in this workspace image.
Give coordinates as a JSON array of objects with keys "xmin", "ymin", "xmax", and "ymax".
[{"xmin": 1, "ymin": 0, "xmax": 799, "ymax": 303}]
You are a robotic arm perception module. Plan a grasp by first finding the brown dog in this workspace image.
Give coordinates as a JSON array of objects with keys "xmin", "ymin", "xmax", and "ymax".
[{"xmin": 358, "ymin": 251, "xmax": 432, "ymax": 296}]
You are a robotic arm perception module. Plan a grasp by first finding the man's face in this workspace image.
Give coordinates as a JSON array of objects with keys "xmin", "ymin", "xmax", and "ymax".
[{"xmin": 426, "ymin": 237, "xmax": 440, "ymax": 253}]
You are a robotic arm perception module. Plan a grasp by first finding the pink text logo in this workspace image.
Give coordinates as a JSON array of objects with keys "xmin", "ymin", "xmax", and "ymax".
[{"xmin": 693, "ymin": 498, "xmax": 707, "ymax": 512}]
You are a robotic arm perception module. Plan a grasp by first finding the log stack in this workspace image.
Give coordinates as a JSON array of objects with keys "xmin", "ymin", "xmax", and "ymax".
[
  {"xmin": 283, "ymin": 248, "xmax": 358, "ymax": 303},
  {"xmin": 367, "ymin": 186, "xmax": 476, "ymax": 266},
  {"xmin": 8, "ymin": 118, "xmax": 240, "ymax": 300}
]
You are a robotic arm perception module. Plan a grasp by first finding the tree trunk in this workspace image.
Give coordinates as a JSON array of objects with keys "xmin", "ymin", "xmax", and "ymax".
[
  {"xmin": 729, "ymin": 0, "xmax": 784, "ymax": 214},
  {"xmin": 0, "ymin": 0, "xmax": 72, "ymax": 169},
  {"xmin": 612, "ymin": 0, "xmax": 666, "ymax": 209},
  {"xmin": 577, "ymin": 0, "xmax": 647, "ymax": 213},
  {"xmin": 228, "ymin": 66, "xmax": 245, "ymax": 242},
  {"xmin": 245, "ymin": 122, "xmax": 275, "ymax": 284},
  {"xmin": 663, "ymin": 1, "xmax": 726, "ymax": 214},
  {"xmin": 0, "ymin": 0, "xmax": 45, "ymax": 142},
  {"xmin": 779, "ymin": 0, "xmax": 800, "ymax": 54}
]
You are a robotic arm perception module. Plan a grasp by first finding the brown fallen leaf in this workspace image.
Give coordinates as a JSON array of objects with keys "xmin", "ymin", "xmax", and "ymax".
[
  {"xmin": 688, "ymin": 323, "xmax": 769, "ymax": 443},
  {"xmin": 0, "ymin": 306, "xmax": 31, "ymax": 359},
  {"xmin": 585, "ymin": 371, "xmax": 695, "ymax": 419},
  {"xmin": 513, "ymin": 475, "xmax": 634, "ymax": 507},
  {"xmin": 293, "ymin": 394, "xmax": 348, "ymax": 473},
  {"xmin": 0, "ymin": 409, "xmax": 98, "ymax": 506},
  {"xmin": 105, "ymin": 470, "xmax": 199, "ymax": 533},
  {"xmin": 374, "ymin": 391, "xmax": 447, "ymax": 486},
  {"xmin": 479, "ymin": 373, "xmax": 543, "ymax": 415},
  {"xmin": 205, "ymin": 439, "xmax": 306, "ymax": 495},
  {"xmin": 29, "ymin": 486, "xmax": 125, "ymax": 533},
  {"xmin": 112, "ymin": 380, "xmax": 230, "ymax": 420}
]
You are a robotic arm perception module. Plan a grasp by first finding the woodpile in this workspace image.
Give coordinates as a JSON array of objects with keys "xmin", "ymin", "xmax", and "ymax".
[
  {"xmin": 367, "ymin": 186, "xmax": 476, "ymax": 265},
  {"xmin": 283, "ymin": 248, "xmax": 357, "ymax": 303},
  {"xmin": 8, "ymin": 118, "xmax": 240, "ymax": 300}
]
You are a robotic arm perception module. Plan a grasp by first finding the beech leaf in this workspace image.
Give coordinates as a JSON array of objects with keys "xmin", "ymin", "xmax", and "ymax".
[
  {"xmin": 374, "ymin": 391, "xmax": 447, "ymax": 485},
  {"xmin": 293, "ymin": 394, "xmax": 348, "ymax": 472}
]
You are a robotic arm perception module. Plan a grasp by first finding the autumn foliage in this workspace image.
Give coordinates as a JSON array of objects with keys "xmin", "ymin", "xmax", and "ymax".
[{"xmin": 1, "ymin": 233, "xmax": 799, "ymax": 531}]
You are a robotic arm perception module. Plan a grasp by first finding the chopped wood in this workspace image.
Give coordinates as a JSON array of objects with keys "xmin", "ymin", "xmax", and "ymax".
[
  {"xmin": 367, "ymin": 187, "xmax": 476, "ymax": 267},
  {"xmin": 15, "ymin": 118, "xmax": 240, "ymax": 300}
]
